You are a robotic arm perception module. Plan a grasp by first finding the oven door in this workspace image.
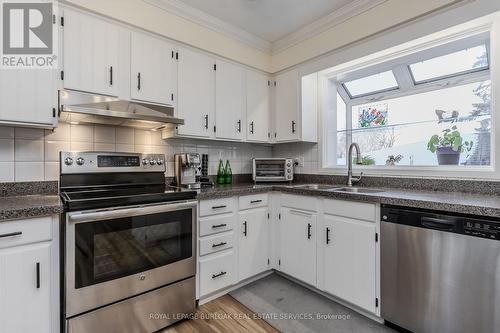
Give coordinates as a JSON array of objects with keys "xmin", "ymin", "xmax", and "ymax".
[{"xmin": 65, "ymin": 200, "xmax": 197, "ymax": 318}]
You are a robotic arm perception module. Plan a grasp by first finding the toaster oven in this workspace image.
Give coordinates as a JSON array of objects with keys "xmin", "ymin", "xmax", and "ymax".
[{"xmin": 252, "ymin": 158, "xmax": 294, "ymax": 183}]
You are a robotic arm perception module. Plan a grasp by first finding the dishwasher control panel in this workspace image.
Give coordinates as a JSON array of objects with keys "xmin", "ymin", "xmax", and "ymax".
[{"xmin": 463, "ymin": 220, "xmax": 500, "ymax": 240}]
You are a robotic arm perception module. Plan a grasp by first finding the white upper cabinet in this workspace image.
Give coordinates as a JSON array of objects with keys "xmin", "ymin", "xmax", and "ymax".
[
  {"xmin": 63, "ymin": 8, "xmax": 119, "ymax": 97},
  {"xmin": 279, "ymin": 207, "xmax": 317, "ymax": 286},
  {"xmin": 176, "ymin": 47, "xmax": 215, "ymax": 138},
  {"xmin": 272, "ymin": 69, "xmax": 318, "ymax": 143},
  {"xmin": 215, "ymin": 59, "xmax": 245, "ymax": 141},
  {"xmin": 246, "ymin": 70, "xmax": 270, "ymax": 142},
  {"xmin": 273, "ymin": 69, "xmax": 299, "ymax": 142},
  {"xmin": 323, "ymin": 214, "xmax": 377, "ymax": 313},
  {"xmin": 0, "ymin": 69, "xmax": 57, "ymax": 127},
  {"xmin": 130, "ymin": 31, "xmax": 176, "ymax": 105}
]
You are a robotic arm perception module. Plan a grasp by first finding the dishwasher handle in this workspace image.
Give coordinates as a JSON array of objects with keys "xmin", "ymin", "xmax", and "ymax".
[{"xmin": 421, "ymin": 216, "xmax": 456, "ymax": 231}]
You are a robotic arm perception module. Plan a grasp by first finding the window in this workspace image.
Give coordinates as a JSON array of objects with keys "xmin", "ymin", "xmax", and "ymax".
[
  {"xmin": 343, "ymin": 70, "xmax": 398, "ymax": 98},
  {"xmin": 323, "ymin": 33, "xmax": 492, "ymax": 170},
  {"xmin": 409, "ymin": 44, "xmax": 489, "ymax": 84}
]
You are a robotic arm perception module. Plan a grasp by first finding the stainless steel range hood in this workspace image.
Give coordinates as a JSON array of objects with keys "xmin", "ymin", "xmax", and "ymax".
[{"xmin": 59, "ymin": 90, "xmax": 184, "ymax": 130}]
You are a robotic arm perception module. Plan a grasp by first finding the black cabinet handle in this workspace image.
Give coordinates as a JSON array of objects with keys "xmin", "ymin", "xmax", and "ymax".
[
  {"xmin": 292, "ymin": 120, "xmax": 296, "ymax": 133},
  {"xmin": 109, "ymin": 66, "xmax": 113, "ymax": 86},
  {"xmin": 250, "ymin": 121, "xmax": 254, "ymax": 134},
  {"xmin": 237, "ymin": 120, "xmax": 241, "ymax": 133},
  {"xmin": 212, "ymin": 271, "xmax": 227, "ymax": 279},
  {"xmin": 212, "ymin": 242, "xmax": 227, "ymax": 248},
  {"xmin": 212, "ymin": 223, "xmax": 227, "ymax": 229},
  {"xmin": 326, "ymin": 227, "xmax": 331, "ymax": 244},
  {"xmin": 307, "ymin": 223, "xmax": 312, "ymax": 239},
  {"xmin": 204, "ymin": 115, "xmax": 209, "ymax": 129},
  {"xmin": 250, "ymin": 200, "xmax": 262, "ymax": 203},
  {"xmin": 137, "ymin": 72, "xmax": 141, "ymax": 90},
  {"xmin": 212, "ymin": 205, "xmax": 226, "ymax": 209},
  {"xmin": 36, "ymin": 262, "xmax": 40, "ymax": 289},
  {"xmin": 243, "ymin": 221, "xmax": 247, "ymax": 236},
  {"xmin": 0, "ymin": 231, "xmax": 22, "ymax": 238}
]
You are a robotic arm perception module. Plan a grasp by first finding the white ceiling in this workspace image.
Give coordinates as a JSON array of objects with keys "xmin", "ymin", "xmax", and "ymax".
[
  {"xmin": 178, "ymin": 0, "xmax": 352, "ymax": 42},
  {"xmin": 146, "ymin": 0, "xmax": 386, "ymax": 53}
]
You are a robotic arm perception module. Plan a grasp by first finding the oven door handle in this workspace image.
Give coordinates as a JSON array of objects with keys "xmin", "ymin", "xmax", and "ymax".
[{"xmin": 67, "ymin": 200, "xmax": 197, "ymax": 224}]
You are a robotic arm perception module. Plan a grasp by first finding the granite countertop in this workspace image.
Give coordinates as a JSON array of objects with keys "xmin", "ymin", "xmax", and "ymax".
[
  {"xmin": 199, "ymin": 183, "xmax": 500, "ymax": 217},
  {"xmin": 0, "ymin": 195, "xmax": 64, "ymax": 221}
]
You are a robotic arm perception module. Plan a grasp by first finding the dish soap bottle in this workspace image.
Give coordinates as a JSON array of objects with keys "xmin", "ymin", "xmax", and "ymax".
[
  {"xmin": 217, "ymin": 159, "xmax": 225, "ymax": 185},
  {"xmin": 225, "ymin": 160, "xmax": 232, "ymax": 184}
]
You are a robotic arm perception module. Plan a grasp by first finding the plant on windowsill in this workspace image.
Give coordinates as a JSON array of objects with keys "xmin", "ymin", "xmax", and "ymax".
[{"xmin": 427, "ymin": 126, "xmax": 473, "ymax": 165}]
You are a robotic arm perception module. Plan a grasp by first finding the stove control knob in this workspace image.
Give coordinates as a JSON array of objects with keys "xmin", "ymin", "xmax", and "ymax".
[
  {"xmin": 149, "ymin": 159, "xmax": 156, "ymax": 166},
  {"xmin": 76, "ymin": 157, "xmax": 84, "ymax": 166},
  {"xmin": 64, "ymin": 157, "xmax": 73, "ymax": 166},
  {"xmin": 142, "ymin": 159, "xmax": 148, "ymax": 166},
  {"xmin": 157, "ymin": 159, "xmax": 164, "ymax": 165}
]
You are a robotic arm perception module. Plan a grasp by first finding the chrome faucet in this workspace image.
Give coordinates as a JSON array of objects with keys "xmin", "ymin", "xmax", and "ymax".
[{"xmin": 347, "ymin": 142, "xmax": 363, "ymax": 186}]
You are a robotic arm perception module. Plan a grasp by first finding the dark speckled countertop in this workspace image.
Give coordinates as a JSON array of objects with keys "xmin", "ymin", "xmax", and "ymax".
[
  {"xmin": 0, "ymin": 195, "xmax": 63, "ymax": 221},
  {"xmin": 199, "ymin": 183, "xmax": 500, "ymax": 218}
]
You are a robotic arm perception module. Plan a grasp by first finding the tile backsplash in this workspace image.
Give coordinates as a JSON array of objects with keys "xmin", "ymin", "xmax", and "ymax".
[
  {"xmin": 272, "ymin": 142, "xmax": 319, "ymax": 174},
  {"xmin": 0, "ymin": 124, "xmax": 272, "ymax": 182}
]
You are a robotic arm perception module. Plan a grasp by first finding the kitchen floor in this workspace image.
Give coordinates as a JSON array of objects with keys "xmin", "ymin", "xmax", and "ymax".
[
  {"xmin": 230, "ymin": 274, "xmax": 395, "ymax": 333},
  {"xmin": 161, "ymin": 294, "xmax": 279, "ymax": 333}
]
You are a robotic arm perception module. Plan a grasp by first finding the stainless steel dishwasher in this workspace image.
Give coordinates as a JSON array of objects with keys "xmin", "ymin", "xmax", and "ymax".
[{"xmin": 381, "ymin": 205, "xmax": 500, "ymax": 333}]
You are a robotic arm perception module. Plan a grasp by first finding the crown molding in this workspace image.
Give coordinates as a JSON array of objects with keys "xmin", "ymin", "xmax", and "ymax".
[
  {"xmin": 143, "ymin": 0, "xmax": 273, "ymax": 52},
  {"xmin": 272, "ymin": 0, "xmax": 388, "ymax": 54},
  {"xmin": 143, "ymin": 0, "xmax": 387, "ymax": 55}
]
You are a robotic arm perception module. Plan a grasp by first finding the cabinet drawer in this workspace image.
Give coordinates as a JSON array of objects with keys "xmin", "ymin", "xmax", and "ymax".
[
  {"xmin": 199, "ymin": 232, "xmax": 234, "ymax": 256},
  {"xmin": 0, "ymin": 216, "xmax": 52, "ymax": 249},
  {"xmin": 199, "ymin": 198, "xmax": 235, "ymax": 217},
  {"xmin": 199, "ymin": 214, "xmax": 234, "ymax": 237},
  {"xmin": 323, "ymin": 199, "xmax": 376, "ymax": 222},
  {"xmin": 239, "ymin": 193, "xmax": 268, "ymax": 210},
  {"xmin": 199, "ymin": 251, "xmax": 235, "ymax": 296},
  {"xmin": 280, "ymin": 194, "xmax": 318, "ymax": 212}
]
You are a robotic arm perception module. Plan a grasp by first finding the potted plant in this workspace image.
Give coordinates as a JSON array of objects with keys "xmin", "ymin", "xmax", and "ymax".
[{"xmin": 427, "ymin": 126, "xmax": 473, "ymax": 165}]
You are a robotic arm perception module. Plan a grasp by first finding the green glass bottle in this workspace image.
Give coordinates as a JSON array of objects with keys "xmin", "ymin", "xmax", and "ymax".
[
  {"xmin": 216, "ymin": 159, "xmax": 225, "ymax": 185},
  {"xmin": 224, "ymin": 160, "xmax": 232, "ymax": 184}
]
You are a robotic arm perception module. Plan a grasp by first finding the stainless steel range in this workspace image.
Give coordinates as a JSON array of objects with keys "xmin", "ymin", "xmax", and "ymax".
[{"xmin": 59, "ymin": 151, "xmax": 197, "ymax": 333}]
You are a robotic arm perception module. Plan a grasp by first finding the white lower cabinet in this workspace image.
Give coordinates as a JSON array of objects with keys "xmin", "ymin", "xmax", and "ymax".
[
  {"xmin": 0, "ymin": 216, "xmax": 59, "ymax": 333},
  {"xmin": 323, "ymin": 214, "xmax": 377, "ymax": 313},
  {"xmin": 199, "ymin": 250, "xmax": 236, "ymax": 296},
  {"xmin": 238, "ymin": 207, "xmax": 270, "ymax": 281},
  {"xmin": 279, "ymin": 207, "xmax": 317, "ymax": 286}
]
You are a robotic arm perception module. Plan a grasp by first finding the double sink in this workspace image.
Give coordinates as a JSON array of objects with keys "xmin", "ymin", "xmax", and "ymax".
[{"xmin": 292, "ymin": 184, "xmax": 385, "ymax": 194}]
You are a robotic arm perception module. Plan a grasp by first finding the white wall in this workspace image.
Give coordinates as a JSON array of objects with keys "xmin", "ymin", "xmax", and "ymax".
[{"xmin": 0, "ymin": 125, "xmax": 271, "ymax": 182}]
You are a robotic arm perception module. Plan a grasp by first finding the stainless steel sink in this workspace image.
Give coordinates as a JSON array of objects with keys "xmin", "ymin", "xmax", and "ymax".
[
  {"xmin": 292, "ymin": 184, "xmax": 338, "ymax": 190},
  {"xmin": 330, "ymin": 187, "xmax": 385, "ymax": 194}
]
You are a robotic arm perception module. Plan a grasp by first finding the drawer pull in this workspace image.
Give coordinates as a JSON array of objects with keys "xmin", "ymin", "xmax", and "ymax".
[
  {"xmin": 212, "ymin": 242, "xmax": 227, "ymax": 248},
  {"xmin": 250, "ymin": 200, "xmax": 263, "ymax": 203},
  {"xmin": 36, "ymin": 262, "xmax": 40, "ymax": 289},
  {"xmin": 0, "ymin": 231, "xmax": 22, "ymax": 239},
  {"xmin": 212, "ymin": 223, "xmax": 227, "ymax": 229},
  {"xmin": 212, "ymin": 271, "xmax": 227, "ymax": 279},
  {"xmin": 212, "ymin": 205, "xmax": 227, "ymax": 209}
]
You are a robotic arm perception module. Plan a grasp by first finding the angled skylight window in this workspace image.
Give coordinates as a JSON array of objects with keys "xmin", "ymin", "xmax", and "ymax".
[
  {"xmin": 342, "ymin": 70, "xmax": 398, "ymax": 98},
  {"xmin": 409, "ymin": 44, "xmax": 489, "ymax": 84}
]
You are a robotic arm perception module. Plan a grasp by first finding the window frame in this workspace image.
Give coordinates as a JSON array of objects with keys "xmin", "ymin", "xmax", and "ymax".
[{"xmin": 317, "ymin": 21, "xmax": 498, "ymax": 179}]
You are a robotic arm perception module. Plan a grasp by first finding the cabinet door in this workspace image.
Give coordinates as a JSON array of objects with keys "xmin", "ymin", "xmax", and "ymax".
[
  {"xmin": 0, "ymin": 69, "xmax": 56, "ymax": 126},
  {"xmin": 246, "ymin": 70, "xmax": 270, "ymax": 142},
  {"xmin": 63, "ymin": 8, "xmax": 119, "ymax": 96},
  {"xmin": 215, "ymin": 60, "xmax": 245, "ymax": 141},
  {"xmin": 0, "ymin": 243, "xmax": 52, "ymax": 333},
  {"xmin": 323, "ymin": 215, "xmax": 376, "ymax": 313},
  {"xmin": 238, "ymin": 208, "xmax": 270, "ymax": 281},
  {"xmin": 130, "ymin": 32, "xmax": 175, "ymax": 105},
  {"xmin": 279, "ymin": 207, "xmax": 316, "ymax": 286},
  {"xmin": 177, "ymin": 47, "xmax": 215, "ymax": 138},
  {"xmin": 274, "ymin": 69, "xmax": 299, "ymax": 142}
]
